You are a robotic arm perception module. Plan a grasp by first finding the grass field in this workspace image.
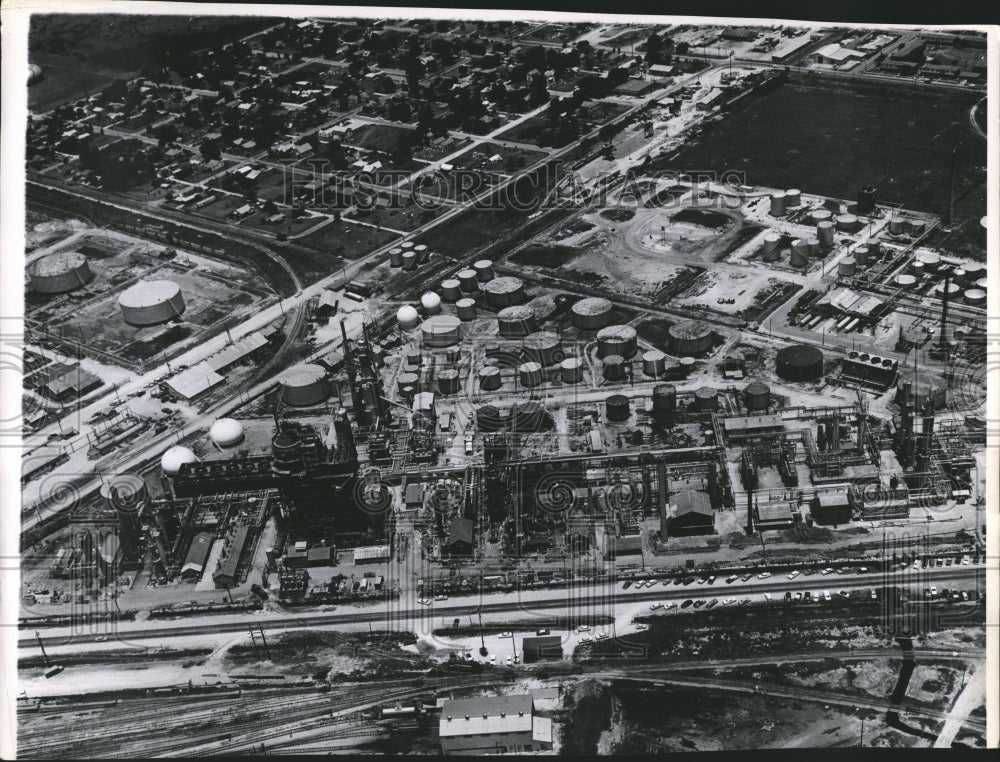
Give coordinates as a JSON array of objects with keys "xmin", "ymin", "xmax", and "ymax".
[
  {"xmin": 27, "ymin": 57, "xmax": 125, "ymax": 113},
  {"xmin": 667, "ymin": 80, "xmax": 986, "ymax": 216}
]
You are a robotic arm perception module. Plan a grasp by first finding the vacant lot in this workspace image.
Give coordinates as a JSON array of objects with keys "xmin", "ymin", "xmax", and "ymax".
[{"xmin": 669, "ymin": 80, "xmax": 986, "ymax": 216}]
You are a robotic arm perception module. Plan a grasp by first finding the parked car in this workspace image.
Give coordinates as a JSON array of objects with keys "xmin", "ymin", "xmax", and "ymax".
[
  {"xmin": 788, "ymin": 570, "xmax": 800, "ymax": 579},
  {"xmin": 758, "ymin": 572, "xmax": 772, "ymax": 580},
  {"xmin": 705, "ymin": 599, "xmax": 719, "ymax": 609},
  {"xmin": 726, "ymin": 575, "xmax": 739, "ymax": 584}
]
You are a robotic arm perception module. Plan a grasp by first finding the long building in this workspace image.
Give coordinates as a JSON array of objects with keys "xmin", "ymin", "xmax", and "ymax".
[{"xmin": 439, "ymin": 695, "xmax": 552, "ymax": 755}]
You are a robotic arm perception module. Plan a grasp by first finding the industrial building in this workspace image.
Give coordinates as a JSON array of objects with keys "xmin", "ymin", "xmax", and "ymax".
[
  {"xmin": 521, "ymin": 636, "xmax": 564, "ymax": 663},
  {"xmin": 439, "ymin": 695, "xmax": 552, "ymax": 754}
]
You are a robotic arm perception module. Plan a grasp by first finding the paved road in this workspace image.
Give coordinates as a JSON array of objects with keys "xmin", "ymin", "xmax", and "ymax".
[
  {"xmin": 20, "ymin": 566, "xmax": 983, "ymax": 650},
  {"xmin": 933, "ymin": 662, "xmax": 987, "ymax": 746}
]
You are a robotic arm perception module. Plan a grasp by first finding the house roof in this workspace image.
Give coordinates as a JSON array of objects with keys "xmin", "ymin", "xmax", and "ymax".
[
  {"xmin": 440, "ymin": 695, "xmax": 534, "ymax": 738},
  {"xmin": 182, "ymin": 532, "xmax": 213, "ymax": 575},
  {"xmin": 214, "ymin": 524, "xmax": 250, "ymax": 581},
  {"xmin": 446, "ymin": 517, "xmax": 474, "ymax": 547}
]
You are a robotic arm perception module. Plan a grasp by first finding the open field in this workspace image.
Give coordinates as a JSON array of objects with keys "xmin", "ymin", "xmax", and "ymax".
[{"xmin": 667, "ymin": 79, "xmax": 986, "ymax": 216}]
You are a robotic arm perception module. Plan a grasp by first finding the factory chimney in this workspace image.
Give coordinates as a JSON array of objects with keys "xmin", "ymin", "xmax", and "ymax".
[
  {"xmin": 657, "ymin": 460, "xmax": 669, "ymax": 540},
  {"xmin": 745, "ymin": 488, "xmax": 755, "ymax": 537},
  {"xmin": 937, "ymin": 274, "xmax": 951, "ymax": 354}
]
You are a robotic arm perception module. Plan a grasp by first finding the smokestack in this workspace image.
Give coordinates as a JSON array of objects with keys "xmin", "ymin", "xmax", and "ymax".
[
  {"xmin": 657, "ymin": 460, "xmax": 668, "ymax": 539},
  {"xmin": 745, "ymin": 488, "xmax": 755, "ymax": 537},
  {"xmin": 938, "ymin": 275, "xmax": 951, "ymax": 352},
  {"xmin": 857, "ymin": 409, "xmax": 866, "ymax": 453},
  {"xmin": 829, "ymin": 417, "xmax": 839, "ymax": 452}
]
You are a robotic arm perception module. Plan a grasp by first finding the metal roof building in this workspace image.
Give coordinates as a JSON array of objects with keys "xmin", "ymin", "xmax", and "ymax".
[
  {"xmin": 181, "ymin": 532, "xmax": 213, "ymax": 579},
  {"xmin": 213, "ymin": 524, "xmax": 252, "ymax": 589},
  {"xmin": 165, "ymin": 362, "xmax": 225, "ymax": 401},
  {"xmin": 439, "ymin": 694, "xmax": 551, "ymax": 754},
  {"xmin": 206, "ymin": 331, "xmax": 269, "ymax": 372}
]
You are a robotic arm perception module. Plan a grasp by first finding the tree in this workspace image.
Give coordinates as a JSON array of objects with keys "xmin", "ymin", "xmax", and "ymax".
[
  {"xmin": 199, "ymin": 140, "xmax": 222, "ymax": 162},
  {"xmin": 646, "ymin": 33, "xmax": 663, "ymax": 65}
]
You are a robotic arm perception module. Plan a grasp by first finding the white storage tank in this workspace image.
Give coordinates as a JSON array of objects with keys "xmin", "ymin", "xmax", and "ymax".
[
  {"xmin": 473, "ymin": 259, "xmax": 495, "ymax": 282},
  {"xmin": 421, "ymin": 292, "xmax": 442, "ymax": 315},
  {"xmin": 440, "ymin": 279, "xmax": 462, "ymax": 302},
  {"xmin": 402, "ymin": 250, "xmax": 417, "ymax": 270},
  {"xmin": 560, "ymin": 357, "xmax": 583, "ymax": 383},
  {"xmin": 816, "ymin": 221, "xmax": 835, "ymax": 248},
  {"xmin": 210, "ymin": 418, "xmax": 245, "ymax": 448},
  {"xmin": 479, "ymin": 365, "xmax": 501, "ymax": 391},
  {"xmin": 785, "ymin": 189, "xmax": 801, "ymax": 207},
  {"xmin": 963, "ymin": 288, "xmax": 986, "ymax": 306},
  {"xmin": 761, "ymin": 232, "xmax": 781, "ymax": 257},
  {"xmin": 420, "ymin": 314, "xmax": 462, "ymax": 348},
  {"xmin": 769, "ymin": 191, "xmax": 787, "ymax": 217},
  {"xmin": 118, "ymin": 280, "xmax": 186, "ymax": 326},
  {"xmin": 518, "ymin": 361, "xmax": 543, "ymax": 388},
  {"xmin": 642, "ymin": 349, "xmax": 666, "ymax": 377},
  {"xmin": 160, "ymin": 445, "xmax": 198, "ymax": 475},
  {"xmin": 835, "ymin": 213, "xmax": 860, "ymax": 232},
  {"xmin": 397, "ymin": 305, "xmax": 420, "ymax": 330},
  {"xmin": 388, "ymin": 248, "xmax": 404, "ymax": 267}
]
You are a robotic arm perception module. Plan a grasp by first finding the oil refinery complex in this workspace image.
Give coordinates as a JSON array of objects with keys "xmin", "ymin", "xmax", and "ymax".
[{"xmin": 12, "ymin": 11, "xmax": 992, "ymax": 757}]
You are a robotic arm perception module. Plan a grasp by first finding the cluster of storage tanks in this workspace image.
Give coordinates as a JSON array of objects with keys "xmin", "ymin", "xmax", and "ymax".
[
  {"xmin": 388, "ymin": 241, "xmax": 432, "ymax": 270},
  {"xmin": 893, "ymin": 254, "xmax": 987, "ymax": 306}
]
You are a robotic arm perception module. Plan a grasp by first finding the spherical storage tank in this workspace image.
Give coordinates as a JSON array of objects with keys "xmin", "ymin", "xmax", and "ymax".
[
  {"xmin": 280, "ymin": 363, "xmax": 331, "ymax": 406},
  {"xmin": 667, "ymin": 321, "xmax": 713, "ymax": 356},
  {"xmin": 421, "ymin": 292, "xmax": 442, "ymax": 315},
  {"xmin": 597, "ymin": 325, "xmax": 637, "ymax": 359},
  {"xmin": 161, "ymin": 445, "xmax": 198, "ymax": 475},
  {"xmin": 29, "ymin": 251, "xmax": 93, "ymax": 294},
  {"xmin": 775, "ymin": 344, "xmax": 824, "ymax": 382},
  {"xmin": 497, "ymin": 305, "xmax": 537, "ymax": 339},
  {"xmin": 570, "ymin": 297, "xmax": 614, "ymax": 330},
  {"xmin": 27, "ymin": 63, "xmax": 44, "ymax": 86},
  {"xmin": 118, "ymin": 280, "xmax": 185, "ymax": 326},
  {"xmin": 210, "ymin": 418, "xmax": 245, "ymax": 448},
  {"xmin": 421, "ymin": 314, "xmax": 462, "ymax": 348},
  {"xmin": 482, "ymin": 276, "xmax": 525, "ymax": 308},
  {"xmin": 605, "ymin": 394, "xmax": 630, "ymax": 422},
  {"xmin": 397, "ymin": 305, "xmax": 420, "ymax": 330},
  {"xmin": 743, "ymin": 381, "xmax": 771, "ymax": 411}
]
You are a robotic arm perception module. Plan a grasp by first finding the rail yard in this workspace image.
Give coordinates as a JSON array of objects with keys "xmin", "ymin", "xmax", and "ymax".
[{"xmin": 10, "ymin": 9, "xmax": 993, "ymax": 757}]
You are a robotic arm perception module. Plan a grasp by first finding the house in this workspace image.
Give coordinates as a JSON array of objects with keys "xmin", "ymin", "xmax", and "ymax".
[{"xmin": 439, "ymin": 694, "xmax": 552, "ymax": 755}]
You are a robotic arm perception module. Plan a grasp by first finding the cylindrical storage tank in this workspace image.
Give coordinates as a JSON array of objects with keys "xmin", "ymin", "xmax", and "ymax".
[
  {"xmin": 570, "ymin": 296, "xmax": 614, "ymax": 330},
  {"xmin": 811, "ymin": 209, "xmax": 832, "ymax": 224},
  {"xmin": 791, "ymin": 238, "xmax": 809, "ymax": 260},
  {"xmin": 479, "ymin": 365, "xmax": 502, "ymax": 391},
  {"xmin": 816, "ymin": 221, "xmax": 835, "ymax": 248},
  {"xmin": 965, "ymin": 263, "xmax": 986, "ymax": 282},
  {"xmin": 974, "ymin": 277, "xmax": 988, "ymax": 291},
  {"xmin": 853, "ymin": 246, "xmax": 869, "ymax": 266},
  {"xmin": 476, "ymin": 404, "xmax": 503, "ymax": 431},
  {"xmin": 963, "ymin": 289, "xmax": 986, "ymax": 306},
  {"xmin": 790, "ymin": 247, "xmax": 809, "ymax": 267},
  {"xmin": 437, "ymin": 369, "xmax": 461, "ymax": 395},
  {"xmin": 473, "ymin": 259, "xmax": 495, "ymax": 282},
  {"xmin": 405, "ymin": 347, "xmax": 422, "ymax": 366},
  {"xmin": 918, "ymin": 251, "xmax": 940, "ymax": 271},
  {"xmin": 642, "ymin": 349, "xmax": 666, "ymax": 377},
  {"xmin": 522, "ymin": 331, "xmax": 563, "ymax": 366},
  {"xmin": 653, "ymin": 384, "xmax": 677, "ymax": 414},
  {"xmin": 279, "ymin": 363, "xmax": 330, "ymax": 406},
  {"xmin": 457, "ymin": 269, "xmax": 479, "ymax": 293},
  {"xmin": 678, "ymin": 356, "xmax": 696, "ymax": 374},
  {"xmin": 29, "ymin": 251, "xmax": 94, "ymax": 294},
  {"xmin": 602, "ymin": 354, "xmax": 626, "ymax": 382},
  {"xmin": 118, "ymin": 280, "xmax": 185, "ymax": 326},
  {"xmin": 910, "ymin": 219, "xmax": 926, "ymax": 236},
  {"xmin": 769, "ymin": 191, "xmax": 787, "ymax": 217},
  {"xmin": 761, "ymin": 231, "xmax": 781, "ymax": 258},
  {"xmin": 518, "ymin": 361, "xmax": 543, "ymax": 388},
  {"xmin": 667, "ymin": 321, "xmax": 713, "ymax": 356},
  {"xmin": 888, "ymin": 218, "xmax": 905, "ymax": 235},
  {"xmin": 440, "ymin": 279, "xmax": 462, "ymax": 303},
  {"xmin": 743, "ymin": 380, "xmax": 771, "ymax": 411},
  {"xmin": 857, "ymin": 185, "xmax": 877, "ymax": 215},
  {"xmin": 420, "ymin": 314, "xmax": 462, "ymax": 348},
  {"xmin": 389, "ymin": 248, "xmax": 404, "ymax": 267},
  {"xmin": 400, "ymin": 385, "xmax": 415, "ymax": 401},
  {"xmin": 597, "ymin": 325, "xmax": 638, "ymax": 359},
  {"xmin": 605, "ymin": 394, "xmax": 630, "ymax": 422},
  {"xmin": 775, "ymin": 344, "xmax": 824, "ymax": 382},
  {"xmin": 397, "ymin": 372, "xmax": 420, "ymax": 394},
  {"xmin": 560, "ymin": 357, "xmax": 582, "ymax": 383},
  {"xmin": 785, "ymin": 189, "xmax": 801, "ymax": 207},
  {"xmin": 482, "ymin": 276, "xmax": 525, "ymax": 308},
  {"xmin": 401, "ymin": 241, "xmax": 414, "ymax": 250},
  {"xmin": 952, "ymin": 268, "xmax": 968, "ymax": 286},
  {"xmin": 895, "ymin": 274, "xmax": 917, "ymax": 289},
  {"xmin": 838, "ymin": 261, "xmax": 856, "ymax": 277},
  {"xmin": 210, "ymin": 418, "xmax": 244, "ymax": 448},
  {"xmin": 864, "ymin": 238, "xmax": 881, "ymax": 256},
  {"xmin": 101, "ymin": 473, "xmax": 149, "ymax": 513},
  {"xmin": 497, "ymin": 305, "xmax": 537, "ymax": 338},
  {"xmin": 456, "ymin": 298, "xmax": 477, "ymax": 321},
  {"xmin": 835, "ymin": 213, "xmax": 859, "ymax": 232},
  {"xmin": 414, "ymin": 243, "xmax": 429, "ymax": 260},
  {"xmin": 402, "ymin": 250, "xmax": 417, "ymax": 270},
  {"xmin": 934, "ymin": 281, "xmax": 961, "ymax": 299},
  {"xmin": 693, "ymin": 387, "xmax": 719, "ymax": 412},
  {"xmin": 161, "ymin": 445, "xmax": 198, "ymax": 475},
  {"xmin": 446, "ymin": 347, "xmax": 461, "ymax": 364},
  {"xmin": 421, "ymin": 291, "xmax": 442, "ymax": 315}
]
